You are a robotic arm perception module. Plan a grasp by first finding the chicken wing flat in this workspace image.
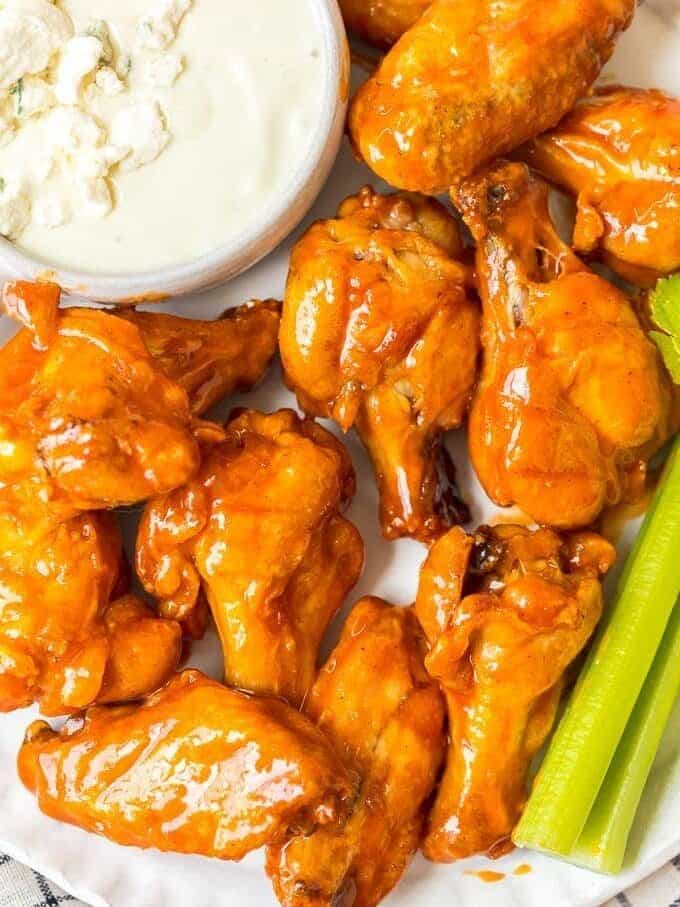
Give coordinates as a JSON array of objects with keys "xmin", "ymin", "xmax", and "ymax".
[
  {"xmin": 279, "ymin": 187, "xmax": 479, "ymax": 541},
  {"xmin": 1, "ymin": 281, "xmax": 223, "ymax": 519},
  {"xmin": 117, "ymin": 299, "xmax": 281, "ymax": 415},
  {"xmin": 416, "ymin": 524, "xmax": 615, "ymax": 861},
  {"xmin": 136, "ymin": 409, "xmax": 364, "ymax": 705},
  {"xmin": 349, "ymin": 0, "xmax": 635, "ymax": 193},
  {"xmin": 339, "ymin": 0, "xmax": 431, "ymax": 47},
  {"xmin": 517, "ymin": 85, "xmax": 680, "ymax": 287},
  {"xmin": 0, "ymin": 508, "xmax": 181, "ymax": 715},
  {"xmin": 18, "ymin": 670, "xmax": 353, "ymax": 860},
  {"xmin": 266, "ymin": 597, "xmax": 445, "ymax": 907},
  {"xmin": 454, "ymin": 162, "xmax": 674, "ymax": 528}
]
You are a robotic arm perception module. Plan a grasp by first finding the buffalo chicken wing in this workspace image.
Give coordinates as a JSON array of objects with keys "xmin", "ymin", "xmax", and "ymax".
[
  {"xmin": 279, "ymin": 187, "xmax": 479, "ymax": 541},
  {"xmin": 0, "ymin": 500, "xmax": 182, "ymax": 715},
  {"xmin": 0, "ymin": 281, "xmax": 216, "ymax": 713},
  {"xmin": 416, "ymin": 524, "xmax": 615, "ymax": 860},
  {"xmin": 18, "ymin": 670, "xmax": 353, "ymax": 860},
  {"xmin": 267, "ymin": 597, "xmax": 445, "ymax": 907},
  {"xmin": 136, "ymin": 409, "xmax": 364, "ymax": 705},
  {"xmin": 455, "ymin": 162, "xmax": 674, "ymax": 528},
  {"xmin": 0, "ymin": 473, "xmax": 183, "ymax": 715},
  {"xmin": 0, "ymin": 508, "xmax": 172, "ymax": 715},
  {"xmin": 518, "ymin": 85, "xmax": 680, "ymax": 286},
  {"xmin": 0, "ymin": 281, "xmax": 223, "ymax": 520},
  {"xmin": 349, "ymin": 0, "xmax": 635, "ymax": 193},
  {"xmin": 117, "ymin": 299, "xmax": 280, "ymax": 415},
  {"xmin": 339, "ymin": 0, "xmax": 431, "ymax": 47}
]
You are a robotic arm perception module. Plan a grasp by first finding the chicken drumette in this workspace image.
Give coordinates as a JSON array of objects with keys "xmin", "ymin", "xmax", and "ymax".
[
  {"xmin": 18, "ymin": 670, "xmax": 353, "ymax": 860},
  {"xmin": 338, "ymin": 0, "xmax": 430, "ymax": 47},
  {"xmin": 279, "ymin": 187, "xmax": 479, "ymax": 541},
  {"xmin": 117, "ymin": 298, "xmax": 280, "ymax": 415},
  {"xmin": 349, "ymin": 0, "xmax": 635, "ymax": 193},
  {"xmin": 267, "ymin": 597, "xmax": 445, "ymax": 907},
  {"xmin": 454, "ymin": 162, "xmax": 674, "ymax": 528},
  {"xmin": 136, "ymin": 409, "xmax": 364, "ymax": 706},
  {"xmin": 416, "ymin": 524, "xmax": 615, "ymax": 861},
  {"xmin": 518, "ymin": 85, "xmax": 680, "ymax": 287},
  {"xmin": 0, "ymin": 504, "xmax": 181, "ymax": 715}
]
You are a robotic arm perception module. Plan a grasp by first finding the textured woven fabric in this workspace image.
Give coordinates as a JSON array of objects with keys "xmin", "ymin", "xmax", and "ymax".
[
  {"xmin": 0, "ymin": 855, "xmax": 77, "ymax": 906},
  {"xmin": 1, "ymin": 851, "xmax": 679, "ymax": 906}
]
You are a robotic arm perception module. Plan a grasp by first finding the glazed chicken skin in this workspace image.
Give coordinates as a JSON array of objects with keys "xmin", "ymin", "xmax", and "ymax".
[
  {"xmin": 416, "ymin": 524, "xmax": 615, "ymax": 861},
  {"xmin": 0, "ymin": 509, "xmax": 119, "ymax": 713},
  {"xmin": 339, "ymin": 0, "xmax": 431, "ymax": 47},
  {"xmin": 349, "ymin": 0, "xmax": 636, "ymax": 193},
  {"xmin": 267, "ymin": 597, "xmax": 445, "ymax": 907},
  {"xmin": 454, "ymin": 162, "xmax": 674, "ymax": 528},
  {"xmin": 518, "ymin": 85, "xmax": 680, "ymax": 287},
  {"xmin": 0, "ymin": 281, "xmax": 222, "ymax": 714},
  {"xmin": 0, "ymin": 507, "xmax": 180, "ymax": 715},
  {"xmin": 136, "ymin": 409, "xmax": 364, "ymax": 705},
  {"xmin": 18, "ymin": 670, "xmax": 353, "ymax": 860},
  {"xmin": 0, "ymin": 281, "xmax": 223, "ymax": 520},
  {"xmin": 117, "ymin": 298, "xmax": 281, "ymax": 415},
  {"xmin": 280, "ymin": 187, "xmax": 479, "ymax": 541}
]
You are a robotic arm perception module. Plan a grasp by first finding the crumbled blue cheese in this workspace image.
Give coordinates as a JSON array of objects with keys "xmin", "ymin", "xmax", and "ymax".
[
  {"xmin": 0, "ymin": 0, "xmax": 192, "ymax": 239},
  {"xmin": 45, "ymin": 107, "xmax": 128, "ymax": 178},
  {"xmin": 15, "ymin": 75, "xmax": 54, "ymax": 117},
  {"xmin": 84, "ymin": 19, "xmax": 113, "ymax": 66},
  {"xmin": 46, "ymin": 106, "xmax": 108, "ymax": 157},
  {"xmin": 94, "ymin": 66, "xmax": 124, "ymax": 97},
  {"xmin": 54, "ymin": 35, "xmax": 103, "ymax": 105},
  {"xmin": 77, "ymin": 176, "xmax": 113, "ymax": 219},
  {"xmin": 110, "ymin": 101, "xmax": 169, "ymax": 171},
  {"xmin": 115, "ymin": 53, "xmax": 133, "ymax": 81},
  {"xmin": 142, "ymin": 53, "xmax": 183, "ymax": 87},
  {"xmin": 0, "ymin": 177, "xmax": 31, "ymax": 238},
  {"xmin": 136, "ymin": 0, "xmax": 192, "ymax": 51},
  {"xmin": 0, "ymin": 109, "xmax": 14, "ymax": 147},
  {"xmin": 0, "ymin": 0, "xmax": 73, "ymax": 91}
]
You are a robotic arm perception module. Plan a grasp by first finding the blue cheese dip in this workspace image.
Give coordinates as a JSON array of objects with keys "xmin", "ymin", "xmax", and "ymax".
[{"xmin": 0, "ymin": 0, "xmax": 329, "ymax": 273}]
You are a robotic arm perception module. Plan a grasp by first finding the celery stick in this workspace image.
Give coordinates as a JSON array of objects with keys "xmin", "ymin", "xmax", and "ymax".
[
  {"xmin": 570, "ymin": 600, "xmax": 680, "ymax": 874},
  {"xmin": 513, "ymin": 435, "xmax": 680, "ymax": 856}
]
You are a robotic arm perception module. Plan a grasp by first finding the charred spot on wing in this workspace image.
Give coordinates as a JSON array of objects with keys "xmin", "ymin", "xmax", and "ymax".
[
  {"xmin": 470, "ymin": 527, "xmax": 506, "ymax": 577},
  {"xmin": 486, "ymin": 182, "xmax": 510, "ymax": 210},
  {"xmin": 434, "ymin": 444, "xmax": 470, "ymax": 527}
]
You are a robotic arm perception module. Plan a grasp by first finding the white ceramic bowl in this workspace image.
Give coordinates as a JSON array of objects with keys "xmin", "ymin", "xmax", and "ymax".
[{"xmin": 0, "ymin": 0, "xmax": 349, "ymax": 305}]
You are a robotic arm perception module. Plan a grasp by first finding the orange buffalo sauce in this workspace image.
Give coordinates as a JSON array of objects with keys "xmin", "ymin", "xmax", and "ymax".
[{"xmin": 464, "ymin": 870, "xmax": 506, "ymax": 883}]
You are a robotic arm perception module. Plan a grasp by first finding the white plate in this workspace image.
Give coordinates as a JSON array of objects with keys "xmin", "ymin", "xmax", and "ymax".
[{"xmin": 0, "ymin": 4, "xmax": 678, "ymax": 905}]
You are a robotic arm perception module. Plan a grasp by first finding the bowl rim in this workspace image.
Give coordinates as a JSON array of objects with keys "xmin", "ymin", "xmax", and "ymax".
[{"xmin": 0, "ymin": 0, "xmax": 349, "ymax": 304}]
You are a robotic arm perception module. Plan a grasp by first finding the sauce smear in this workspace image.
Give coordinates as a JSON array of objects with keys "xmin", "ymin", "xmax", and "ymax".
[
  {"xmin": 513, "ymin": 863, "xmax": 532, "ymax": 876},
  {"xmin": 464, "ymin": 870, "xmax": 506, "ymax": 883}
]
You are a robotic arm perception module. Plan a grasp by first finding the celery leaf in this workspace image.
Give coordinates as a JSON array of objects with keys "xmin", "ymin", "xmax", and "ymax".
[{"xmin": 650, "ymin": 274, "xmax": 680, "ymax": 383}]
